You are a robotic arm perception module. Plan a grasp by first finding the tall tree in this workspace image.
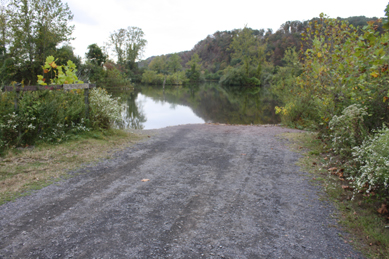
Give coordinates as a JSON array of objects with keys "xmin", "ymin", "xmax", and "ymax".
[
  {"xmin": 185, "ymin": 53, "xmax": 202, "ymax": 81},
  {"xmin": 167, "ymin": 53, "xmax": 182, "ymax": 73},
  {"xmin": 148, "ymin": 55, "xmax": 166, "ymax": 74},
  {"xmin": 108, "ymin": 28, "xmax": 126, "ymax": 65},
  {"xmin": 86, "ymin": 43, "xmax": 107, "ymax": 66},
  {"xmin": 229, "ymin": 25, "xmax": 259, "ymax": 76},
  {"xmin": 6, "ymin": 0, "xmax": 74, "ymax": 84},
  {"xmin": 108, "ymin": 26, "xmax": 147, "ymax": 69}
]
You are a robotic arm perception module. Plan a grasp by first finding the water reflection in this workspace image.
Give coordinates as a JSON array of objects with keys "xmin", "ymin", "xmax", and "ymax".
[
  {"xmin": 110, "ymin": 82, "xmax": 279, "ymax": 130},
  {"xmin": 120, "ymin": 91, "xmax": 147, "ymax": 129}
]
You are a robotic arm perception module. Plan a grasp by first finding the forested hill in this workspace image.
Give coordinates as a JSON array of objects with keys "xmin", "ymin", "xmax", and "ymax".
[{"xmin": 141, "ymin": 16, "xmax": 383, "ymax": 72}]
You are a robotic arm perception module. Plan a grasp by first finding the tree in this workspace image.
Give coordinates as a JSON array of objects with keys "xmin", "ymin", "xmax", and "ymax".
[
  {"xmin": 6, "ymin": 0, "xmax": 74, "ymax": 84},
  {"xmin": 148, "ymin": 55, "xmax": 167, "ymax": 74},
  {"xmin": 185, "ymin": 53, "xmax": 202, "ymax": 81},
  {"xmin": 0, "ymin": 1, "xmax": 9, "ymax": 56},
  {"xmin": 86, "ymin": 43, "xmax": 107, "ymax": 66},
  {"xmin": 229, "ymin": 25, "xmax": 259, "ymax": 76},
  {"xmin": 108, "ymin": 28, "xmax": 126, "ymax": 65},
  {"xmin": 108, "ymin": 26, "xmax": 147, "ymax": 69},
  {"xmin": 384, "ymin": 3, "xmax": 389, "ymax": 29},
  {"xmin": 186, "ymin": 53, "xmax": 202, "ymax": 71},
  {"xmin": 56, "ymin": 45, "xmax": 81, "ymax": 68},
  {"xmin": 167, "ymin": 53, "xmax": 182, "ymax": 73}
]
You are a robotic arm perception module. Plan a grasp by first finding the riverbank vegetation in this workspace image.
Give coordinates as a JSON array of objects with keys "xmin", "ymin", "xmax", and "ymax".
[
  {"xmin": 0, "ymin": 0, "xmax": 138, "ymax": 154},
  {"xmin": 141, "ymin": 7, "xmax": 389, "ymax": 223},
  {"xmin": 0, "ymin": 0, "xmax": 388, "ymax": 252}
]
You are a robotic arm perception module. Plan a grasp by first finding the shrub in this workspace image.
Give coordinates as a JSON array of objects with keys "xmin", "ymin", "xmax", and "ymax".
[
  {"xmin": 219, "ymin": 67, "xmax": 246, "ymax": 85},
  {"xmin": 0, "ymin": 89, "xmax": 89, "ymax": 149},
  {"xmin": 141, "ymin": 70, "xmax": 164, "ymax": 84},
  {"xmin": 219, "ymin": 66, "xmax": 261, "ymax": 86},
  {"xmin": 350, "ymin": 126, "xmax": 389, "ymax": 198},
  {"xmin": 329, "ymin": 104, "xmax": 368, "ymax": 158},
  {"xmin": 89, "ymin": 88, "xmax": 122, "ymax": 129}
]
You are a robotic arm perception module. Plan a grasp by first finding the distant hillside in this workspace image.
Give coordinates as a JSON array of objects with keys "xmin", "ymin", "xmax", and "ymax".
[{"xmin": 140, "ymin": 15, "xmax": 383, "ymax": 72}]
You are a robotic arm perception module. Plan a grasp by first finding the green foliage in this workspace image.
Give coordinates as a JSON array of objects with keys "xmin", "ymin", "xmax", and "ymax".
[
  {"xmin": 55, "ymin": 45, "xmax": 81, "ymax": 68},
  {"xmin": 382, "ymin": 3, "xmax": 389, "ymax": 29},
  {"xmin": 89, "ymin": 88, "xmax": 121, "ymax": 129},
  {"xmin": 329, "ymin": 104, "xmax": 368, "ymax": 158},
  {"xmin": 37, "ymin": 56, "xmax": 83, "ymax": 85},
  {"xmin": 275, "ymin": 14, "xmax": 389, "ymax": 131},
  {"xmin": 229, "ymin": 25, "xmax": 261, "ymax": 76},
  {"xmin": 219, "ymin": 66, "xmax": 246, "ymax": 85},
  {"xmin": 77, "ymin": 60, "xmax": 131, "ymax": 89},
  {"xmin": 141, "ymin": 70, "xmax": 164, "ymax": 84},
  {"xmin": 141, "ymin": 70, "xmax": 186, "ymax": 85},
  {"xmin": 0, "ymin": 89, "xmax": 88, "ymax": 150},
  {"xmin": 167, "ymin": 53, "xmax": 182, "ymax": 73},
  {"xmin": 349, "ymin": 126, "xmax": 389, "ymax": 198},
  {"xmin": 6, "ymin": 0, "xmax": 74, "ymax": 84},
  {"xmin": 185, "ymin": 54, "xmax": 204, "ymax": 82},
  {"xmin": 85, "ymin": 43, "xmax": 107, "ymax": 66},
  {"xmin": 272, "ymin": 14, "xmax": 389, "ymax": 199},
  {"xmin": 108, "ymin": 26, "xmax": 147, "ymax": 68},
  {"xmin": 0, "ymin": 86, "xmax": 122, "ymax": 152},
  {"xmin": 148, "ymin": 55, "xmax": 167, "ymax": 74},
  {"xmin": 219, "ymin": 66, "xmax": 260, "ymax": 86}
]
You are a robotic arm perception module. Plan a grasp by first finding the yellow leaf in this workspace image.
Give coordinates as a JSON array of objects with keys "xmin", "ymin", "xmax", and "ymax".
[
  {"xmin": 317, "ymin": 52, "xmax": 322, "ymax": 58},
  {"xmin": 370, "ymin": 71, "xmax": 379, "ymax": 78}
]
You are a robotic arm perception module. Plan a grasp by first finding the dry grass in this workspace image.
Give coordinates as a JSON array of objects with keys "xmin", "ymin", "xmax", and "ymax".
[{"xmin": 0, "ymin": 129, "xmax": 146, "ymax": 204}]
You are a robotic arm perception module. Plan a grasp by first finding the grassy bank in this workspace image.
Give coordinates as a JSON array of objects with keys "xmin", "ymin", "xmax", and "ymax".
[
  {"xmin": 283, "ymin": 132, "xmax": 389, "ymax": 258},
  {"xmin": 0, "ymin": 129, "xmax": 145, "ymax": 205}
]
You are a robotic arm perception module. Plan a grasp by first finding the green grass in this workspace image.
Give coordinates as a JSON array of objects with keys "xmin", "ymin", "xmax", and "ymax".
[{"xmin": 282, "ymin": 132, "xmax": 389, "ymax": 258}]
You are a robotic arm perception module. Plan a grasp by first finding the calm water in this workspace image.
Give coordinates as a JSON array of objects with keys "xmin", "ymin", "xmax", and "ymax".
[{"xmin": 111, "ymin": 82, "xmax": 279, "ymax": 130}]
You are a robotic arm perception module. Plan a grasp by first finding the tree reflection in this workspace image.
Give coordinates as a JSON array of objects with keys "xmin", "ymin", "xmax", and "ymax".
[
  {"xmin": 116, "ymin": 91, "xmax": 147, "ymax": 130},
  {"xmin": 109, "ymin": 82, "xmax": 280, "ymax": 129}
]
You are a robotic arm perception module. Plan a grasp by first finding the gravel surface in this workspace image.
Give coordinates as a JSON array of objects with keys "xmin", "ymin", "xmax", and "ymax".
[{"xmin": 0, "ymin": 124, "xmax": 364, "ymax": 258}]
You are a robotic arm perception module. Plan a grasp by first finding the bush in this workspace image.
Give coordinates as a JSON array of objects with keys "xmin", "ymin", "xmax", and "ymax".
[
  {"xmin": 349, "ymin": 126, "xmax": 389, "ymax": 198},
  {"xmin": 0, "ymin": 87, "xmax": 122, "ymax": 152},
  {"xmin": 166, "ymin": 71, "xmax": 186, "ymax": 85},
  {"xmin": 219, "ymin": 66, "xmax": 260, "ymax": 86},
  {"xmin": 0, "ymin": 89, "xmax": 89, "ymax": 149},
  {"xmin": 329, "ymin": 104, "xmax": 368, "ymax": 158},
  {"xmin": 89, "ymin": 88, "xmax": 122, "ymax": 129},
  {"xmin": 141, "ymin": 70, "xmax": 164, "ymax": 84},
  {"xmin": 142, "ymin": 70, "xmax": 187, "ymax": 85}
]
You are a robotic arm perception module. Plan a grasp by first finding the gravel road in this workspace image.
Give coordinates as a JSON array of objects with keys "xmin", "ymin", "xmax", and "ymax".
[{"xmin": 0, "ymin": 124, "xmax": 364, "ymax": 258}]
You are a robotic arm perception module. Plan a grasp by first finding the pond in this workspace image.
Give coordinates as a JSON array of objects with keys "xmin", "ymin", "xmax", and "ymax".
[{"xmin": 110, "ymin": 82, "xmax": 280, "ymax": 130}]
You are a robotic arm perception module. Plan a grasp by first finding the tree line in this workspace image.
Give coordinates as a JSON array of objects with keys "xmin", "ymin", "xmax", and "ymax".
[
  {"xmin": 140, "ymin": 15, "xmax": 383, "ymax": 86},
  {"xmin": 0, "ymin": 0, "xmax": 147, "ymax": 88}
]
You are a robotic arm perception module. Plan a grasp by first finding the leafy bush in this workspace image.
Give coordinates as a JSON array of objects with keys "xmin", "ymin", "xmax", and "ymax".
[
  {"xmin": 89, "ymin": 88, "xmax": 122, "ymax": 129},
  {"xmin": 0, "ymin": 89, "xmax": 88, "ymax": 149},
  {"xmin": 219, "ymin": 66, "xmax": 261, "ymax": 86},
  {"xmin": 273, "ymin": 15, "xmax": 389, "ymax": 133},
  {"xmin": 329, "ymin": 104, "xmax": 368, "ymax": 158},
  {"xmin": 141, "ymin": 70, "xmax": 164, "ymax": 84},
  {"xmin": 349, "ymin": 126, "xmax": 389, "ymax": 198},
  {"xmin": 141, "ymin": 70, "xmax": 187, "ymax": 85},
  {"xmin": 37, "ymin": 56, "xmax": 83, "ymax": 85},
  {"xmin": 0, "ymin": 87, "xmax": 122, "ymax": 152},
  {"xmin": 166, "ymin": 71, "xmax": 186, "ymax": 85}
]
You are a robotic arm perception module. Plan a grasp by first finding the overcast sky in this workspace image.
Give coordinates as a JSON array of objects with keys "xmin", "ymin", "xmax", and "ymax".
[{"xmin": 65, "ymin": 0, "xmax": 388, "ymax": 61}]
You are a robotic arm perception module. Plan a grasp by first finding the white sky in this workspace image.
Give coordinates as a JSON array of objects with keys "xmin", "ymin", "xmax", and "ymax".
[{"xmin": 65, "ymin": 0, "xmax": 388, "ymax": 61}]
